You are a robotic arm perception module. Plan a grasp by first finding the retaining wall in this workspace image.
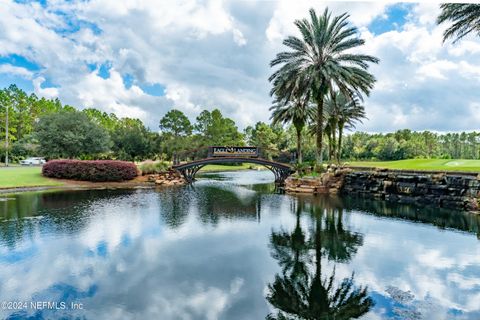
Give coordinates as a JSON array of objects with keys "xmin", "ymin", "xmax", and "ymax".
[{"xmin": 286, "ymin": 168, "xmax": 480, "ymax": 211}]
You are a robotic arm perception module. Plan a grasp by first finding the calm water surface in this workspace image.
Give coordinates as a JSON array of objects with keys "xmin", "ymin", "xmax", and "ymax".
[{"xmin": 0, "ymin": 170, "xmax": 480, "ymax": 319}]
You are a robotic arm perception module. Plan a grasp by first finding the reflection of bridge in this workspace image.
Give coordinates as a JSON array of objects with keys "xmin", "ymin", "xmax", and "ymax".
[{"xmin": 172, "ymin": 146, "xmax": 295, "ymax": 184}]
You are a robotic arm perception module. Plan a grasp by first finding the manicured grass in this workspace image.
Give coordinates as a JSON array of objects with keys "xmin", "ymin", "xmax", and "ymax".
[
  {"xmin": 200, "ymin": 163, "xmax": 261, "ymax": 172},
  {"xmin": 0, "ymin": 166, "xmax": 64, "ymax": 189},
  {"xmin": 347, "ymin": 159, "xmax": 480, "ymax": 172}
]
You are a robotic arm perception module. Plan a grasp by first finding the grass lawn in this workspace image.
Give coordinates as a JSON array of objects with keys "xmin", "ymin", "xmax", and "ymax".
[
  {"xmin": 347, "ymin": 159, "xmax": 480, "ymax": 172},
  {"xmin": 0, "ymin": 166, "xmax": 64, "ymax": 189},
  {"xmin": 200, "ymin": 163, "xmax": 261, "ymax": 172}
]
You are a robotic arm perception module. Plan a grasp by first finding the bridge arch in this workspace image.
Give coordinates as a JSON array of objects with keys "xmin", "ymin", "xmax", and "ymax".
[{"xmin": 172, "ymin": 157, "xmax": 294, "ymax": 185}]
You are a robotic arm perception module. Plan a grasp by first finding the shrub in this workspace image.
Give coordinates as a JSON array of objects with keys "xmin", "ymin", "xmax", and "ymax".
[
  {"xmin": 138, "ymin": 161, "xmax": 170, "ymax": 175},
  {"xmin": 42, "ymin": 160, "xmax": 138, "ymax": 182}
]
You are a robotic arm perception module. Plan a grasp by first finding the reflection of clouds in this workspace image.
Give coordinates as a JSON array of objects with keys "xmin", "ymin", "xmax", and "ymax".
[
  {"xmin": 416, "ymin": 249, "xmax": 455, "ymax": 269},
  {"xmin": 344, "ymin": 210, "xmax": 480, "ymax": 318},
  {"xmin": 0, "ymin": 182, "xmax": 479, "ymax": 319},
  {"xmin": 0, "ymin": 186, "xmax": 293, "ymax": 319},
  {"xmin": 448, "ymin": 273, "xmax": 480, "ymax": 290}
]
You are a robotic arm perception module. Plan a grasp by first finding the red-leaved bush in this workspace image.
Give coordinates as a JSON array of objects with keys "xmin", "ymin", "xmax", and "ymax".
[{"xmin": 42, "ymin": 160, "xmax": 139, "ymax": 182}]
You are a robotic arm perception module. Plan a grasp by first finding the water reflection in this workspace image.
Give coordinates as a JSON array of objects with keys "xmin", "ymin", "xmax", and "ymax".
[
  {"xmin": 0, "ymin": 189, "xmax": 136, "ymax": 248},
  {"xmin": 266, "ymin": 197, "xmax": 373, "ymax": 319},
  {"xmin": 0, "ymin": 170, "xmax": 479, "ymax": 319},
  {"xmin": 342, "ymin": 196, "xmax": 480, "ymax": 239}
]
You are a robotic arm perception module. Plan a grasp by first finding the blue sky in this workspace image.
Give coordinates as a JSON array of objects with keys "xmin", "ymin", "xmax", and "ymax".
[{"xmin": 1, "ymin": 0, "xmax": 480, "ymax": 132}]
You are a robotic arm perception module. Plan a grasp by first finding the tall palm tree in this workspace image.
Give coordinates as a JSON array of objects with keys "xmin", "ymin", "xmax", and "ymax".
[
  {"xmin": 269, "ymin": 8, "xmax": 378, "ymax": 166},
  {"xmin": 437, "ymin": 4, "xmax": 480, "ymax": 43}
]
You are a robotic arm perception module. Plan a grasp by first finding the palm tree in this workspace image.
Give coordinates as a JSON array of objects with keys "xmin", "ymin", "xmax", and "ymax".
[
  {"xmin": 324, "ymin": 94, "xmax": 341, "ymax": 161},
  {"xmin": 334, "ymin": 93, "xmax": 366, "ymax": 163},
  {"xmin": 270, "ymin": 72, "xmax": 314, "ymax": 164},
  {"xmin": 269, "ymin": 8, "xmax": 378, "ymax": 166},
  {"xmin": 437, "ymin": 4, "xmax": 480, "ymax": 43},
  {"xmin": 323, "ymin": 91, "xmax": 366, "ymax": 163}
]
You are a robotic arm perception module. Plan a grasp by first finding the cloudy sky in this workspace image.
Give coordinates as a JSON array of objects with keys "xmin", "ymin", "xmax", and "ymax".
[{"xmin": 1, "ymin": 0, "xmax": 480, "ymax": 132}]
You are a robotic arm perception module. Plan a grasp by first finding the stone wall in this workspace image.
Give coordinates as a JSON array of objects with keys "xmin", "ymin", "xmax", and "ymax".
[
  {"xmin": 286, "ymin": 168, "xmax": 480, "ymax": 212},
  {"xmin": 342, "ymin": 170, "xmax": 480, "ymax": 211}
]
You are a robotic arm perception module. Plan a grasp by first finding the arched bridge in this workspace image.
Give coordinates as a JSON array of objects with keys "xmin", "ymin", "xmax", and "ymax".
[{"xmin": 172, "ymin": 146, "xmax": 295, "ymax": 184}]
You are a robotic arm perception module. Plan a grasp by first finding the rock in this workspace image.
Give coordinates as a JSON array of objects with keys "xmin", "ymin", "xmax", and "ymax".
[
  {"xmin": 342, "ymin": 170, "xmax": 480, "ymax": 211},
  {"xmin": 302, "ymin": 178, "xmax": 322, "ymax": 187}
]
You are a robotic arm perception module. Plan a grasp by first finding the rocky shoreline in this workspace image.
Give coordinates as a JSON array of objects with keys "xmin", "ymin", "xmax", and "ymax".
[
  {"xmin": 285, "ymin": 167, "xmax": 480, "ymax": 212},
  {"xmin": 146, "ymin": 170, "xmax": 187, "ymax": 186}
]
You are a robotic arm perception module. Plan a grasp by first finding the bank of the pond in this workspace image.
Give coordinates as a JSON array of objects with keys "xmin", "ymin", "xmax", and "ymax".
[
  {"xmin": 0, "ymin": 167, "xmax": 164, "ymax": 194},
  {"xmin": 0, "ymin": 164, "xmax": 258, "ymax": 194},
  {"xmin": 286, "ymin": 168, "xmax": 480, "ymax": 212},
  {"xmin": 0, "ymin": 175, "xmax": 157, "ymax": 194}
]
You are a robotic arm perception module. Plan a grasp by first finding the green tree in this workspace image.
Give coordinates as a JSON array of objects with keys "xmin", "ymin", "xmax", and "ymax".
[
  {"xmin": 437, "ymin": 4, "xmax": 480, "ymax": 43},
  {"xmin": 159, "ymin": 109, "xmax": 192, "ymax": 137},
  {"xmin": 159, "ymin": 109, "xmax": 193, "ymax": 159},
  {"xmin": 245, "ymin": 122, "xmax": 278, "ymax": 160},
  {"xmin": 270, "ymin": 99, "xmax": 314, "ymax": 164},
  {"xmin": 194, "ymin": 109, "xmax": 244, "ymax": 146},
  {"xmin": 83, "ymin": 108, "xmax": 119, "ymax": 132},
  {"xmin": 35, "ymin": 111, "xmax": 111, "ymax": 159},
  {"xmin": 325, "ymin": 92, "xmax": 366, "ymax": 162},
  {"xmin": 112, "ymin": 118, "xmax": 155, "ymax": 161},
  {"xmin": 270, "ymin": 62, "xmax": 313, "ymax": 164},
  {"xmin": 270, "ymin": 8, "xmax": 378, "ymax": 165}
]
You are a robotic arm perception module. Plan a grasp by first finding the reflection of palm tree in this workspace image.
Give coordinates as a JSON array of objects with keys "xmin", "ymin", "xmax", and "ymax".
[
  {"xmin": 266, "ymin": 197, "xmax": 373, "ymax": 319},
  {"xmin": 322, "ymin": 208, "xmax": 363, "ymax": 263},
  {"xmin": 270, "ymin": 200, "xmax": 310, "ymax": 280}
]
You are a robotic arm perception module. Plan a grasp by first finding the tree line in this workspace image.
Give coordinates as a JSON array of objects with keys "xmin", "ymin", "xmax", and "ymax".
[
  {"xmin": 342, "ymin": 130, "xmax": 480, "ymax": 161},
  {"xmin": 1, "ymin": 84, "xmax": 478, "ymax": 163},
  {"xmin": 0, "ymin": 85, "xmax": 246, "ymax": 162}
]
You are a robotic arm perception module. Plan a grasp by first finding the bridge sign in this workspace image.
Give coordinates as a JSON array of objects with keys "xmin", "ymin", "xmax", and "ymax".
[{"xmin": 209, "ymin": 146, "xmax": 258, "ymax": 158}]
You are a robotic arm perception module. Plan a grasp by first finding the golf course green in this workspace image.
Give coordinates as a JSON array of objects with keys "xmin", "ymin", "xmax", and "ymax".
[{"xmin": 349, "ymin": 159, "xmax": 480, "ymax": 172}]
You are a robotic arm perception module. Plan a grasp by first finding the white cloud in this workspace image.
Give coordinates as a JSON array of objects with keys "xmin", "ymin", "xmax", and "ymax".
[
  {"xmin": 32, "ymin": 77, "xmax": 59, "ymax": 99},
  {"xmin": 0, "ymin": 64, "xmax": 33, "ymax": 78}
]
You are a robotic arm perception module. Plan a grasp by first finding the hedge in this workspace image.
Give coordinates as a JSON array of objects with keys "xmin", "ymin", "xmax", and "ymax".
[{"xmin": 42, "ymin": 160, "xmax": 139, "ymax": 182}]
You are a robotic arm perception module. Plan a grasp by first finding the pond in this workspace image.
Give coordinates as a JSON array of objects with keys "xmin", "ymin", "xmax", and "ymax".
[{"xmin": 0, "ymin": 170, "xmax": 479, "ymax": 319}]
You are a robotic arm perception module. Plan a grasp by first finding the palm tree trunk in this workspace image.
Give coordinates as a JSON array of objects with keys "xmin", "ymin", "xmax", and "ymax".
[
  {"xmin": 327, "ymin": 133, "xmax": 332, "ymax": 161},
  {"xmin": 296, "ymin": 126, "xmax": 303, "ymax": 164},
  {"xmin": 331, "ymin": 124, "xmax": 337, "ymax": 163},
  {"xmin": 337, "ymin": 125, "xmax": 343, "ymax": 163},
  {"xmin": 315, "ymin": 95, "xmax": 324, "ymax": 166}
]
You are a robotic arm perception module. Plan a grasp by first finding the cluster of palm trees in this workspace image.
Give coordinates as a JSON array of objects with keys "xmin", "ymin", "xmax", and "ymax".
[
  {"xmin": 269, "ymin": 4, "xmax": 480, "ymax": 166},
  {"xmin": 269, "ymin": 8, "xmax": 378, "ymax": 166}
]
